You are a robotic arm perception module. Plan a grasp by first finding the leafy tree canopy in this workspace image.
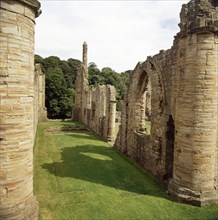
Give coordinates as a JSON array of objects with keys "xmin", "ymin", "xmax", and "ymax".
[
  {"xmin": 88, "ymin": 64, "xmax": 132, "ymax": 110},
  {"xmin": 35, "ymin": 54, "xmax": 132, "ymax": 118},
  {"xmin": 35, "ymin": 55, "xmax": 80, "ymax": 119}
]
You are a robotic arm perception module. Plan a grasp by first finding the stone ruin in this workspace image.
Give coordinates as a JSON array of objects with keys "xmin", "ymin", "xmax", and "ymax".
[
  {"xmin": 34, "ymin": 64, "xmax": 47, "ymax": 134},
  {"xmin": 115, "ymin": 0, "xmax": 218, "ymax": 206},
  {"xmin": 0, "ymin": 0, "xmax": 46, "ymax": 219},
  {"xmin": 73, "ymin": 42, "xmax": 117, "ymax": 143},
  {"xmin": 0, "ymin": 1, "xmax": 218, "ymax": 220}
]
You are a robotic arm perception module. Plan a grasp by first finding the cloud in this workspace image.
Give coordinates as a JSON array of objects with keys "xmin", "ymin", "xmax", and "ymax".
[{"xmin": 35, "ymin": 0, "xmax": 189, "ymax": 72}]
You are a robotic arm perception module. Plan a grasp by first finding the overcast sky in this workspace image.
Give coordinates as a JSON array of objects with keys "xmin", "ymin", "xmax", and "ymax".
[{"xmin": 35, "ymin": 0, "xmax": 189, "ymax": 72}]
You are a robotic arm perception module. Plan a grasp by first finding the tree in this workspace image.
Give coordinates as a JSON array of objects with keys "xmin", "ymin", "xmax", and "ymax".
[
  {"xmin": 88, "ymin": 64, "xmax": 132, "ymax": 111},
  {"xmin": 35, "ymin": 55, "xmax": 78, "ymax": 119},
  {"xmin": 34, "ymin": 54, "xmax": 132, "ymax": 117},
  {"xmin": 88, "ymin": 62, "xmax": 101, "ymax": 86}
]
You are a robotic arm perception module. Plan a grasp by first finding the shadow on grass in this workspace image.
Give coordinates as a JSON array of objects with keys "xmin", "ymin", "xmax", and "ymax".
[
  {"xmin": 41, "ymin": 132, "xmax": 167, "ymax": 198},
  {"xmin": 64, "ymin": 133, "xmax": 102, "ymax": 141}
]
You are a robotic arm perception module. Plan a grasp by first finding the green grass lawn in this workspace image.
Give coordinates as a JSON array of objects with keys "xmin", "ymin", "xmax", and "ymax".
[{"xmin": 34, "ymin": 121, "xmax": 218, "ymax": 220}]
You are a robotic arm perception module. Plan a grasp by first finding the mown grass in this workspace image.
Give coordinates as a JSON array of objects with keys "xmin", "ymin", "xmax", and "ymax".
[{"xmin": 34, "ymin": 121, "xmax": 218, "ymax": 220}]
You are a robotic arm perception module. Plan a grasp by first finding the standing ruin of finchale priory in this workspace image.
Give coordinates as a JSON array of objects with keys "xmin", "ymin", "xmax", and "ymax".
[{"xmin": 0, "ymin": 0, "xmax": 218, "ymax": 219}]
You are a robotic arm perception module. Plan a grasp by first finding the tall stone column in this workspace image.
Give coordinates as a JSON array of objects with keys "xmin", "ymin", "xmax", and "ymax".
[
  {"xmin": 73, "ymin": 65, "xmax": 83, "ymax": 121},
  {"xmin": 35, "ymin": 64, "xmax": 47, "ymax": 122},
  {"xmin": 83, "ymin": 41, "xmax": 88, "ymax": 70},
  {"xmin": 105, "ymin": 86, "xmax": 116, "ymax": 143},
  {"xmin": 108, "ymin": 100, "xmax": 116, "ymax": 143},
  {"xmin": 73, "ymin": 42, "xmax": 89, "ymax": 122},
  {"xmin": 168, "ymin": 0, "xmax": 218, "ymax": 205},
  {"xmin": 0, "ymin": 0, "xmax": 41, "ymax": 219}
]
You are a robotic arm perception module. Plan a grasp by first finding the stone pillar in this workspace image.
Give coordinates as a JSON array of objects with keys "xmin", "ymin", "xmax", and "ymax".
[
  {"xmin": 83, "ymin": 41, "xmax": 88, "ymax": 72},
  {"xmin": 168, "ymin": 8, "xmax": 218, "ymax": 205},
  {"xmin": 114, "ymin": 95, "xmax": 128, "ymax": 153},
  {"xmin": 35, "ymin": 64, "xmax": 47, "ymax": 122},
  {"xmin": 105, "ymin": 85, "xmax": 116, "ymax": 143},
  {"xmin": 73, "ymin": 42, "xmax": 89, "ymax": 122},
  {"xmin": 73, "ymin": 66, "xmax": 83, "ymax": 121},
  {"xmin": 108, "ymin": 100, "xmax": 116, "ymax": 143},
  {"xmin": 169, "ymin": 32, "xmax": 218, "ymax": 206},
  {"xmin": 168, "ymin": 0, "xmax": 218, "ymax": 206},
  {"xmin": 34, "ymin": 66, "xmax": 39, "ymax": 139},
  {"xmin": 97, "ymin": 86, "xmax": 106, "ymax": 137},
  {"xmin": 0, "ymin": 0, "xmax": 41, "ymax": 219}
]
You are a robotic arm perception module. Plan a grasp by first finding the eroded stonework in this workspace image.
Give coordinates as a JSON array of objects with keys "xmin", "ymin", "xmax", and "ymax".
[
  {"xmin": 73, "ymin": 42, "xmax": 116, "ymax": 143},
  {"xmin": 34, "ymin": 64, "xmax": 47, "ymax": 135},
  {"xmin": 0, "ymin": 0, "xmax": 41, "ymax": 219},
  {"xmin": 115, "ymin": 0, "xmax": 218, "ymax": 206}
]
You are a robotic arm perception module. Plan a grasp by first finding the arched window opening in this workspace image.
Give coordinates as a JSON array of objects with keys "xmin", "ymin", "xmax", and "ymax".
[{"xmin": 136, "ymin": 70, "xmax": 151, "ymax": 135}]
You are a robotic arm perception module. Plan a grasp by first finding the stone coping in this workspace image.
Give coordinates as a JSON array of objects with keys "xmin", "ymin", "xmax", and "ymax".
[{"xmin": 18, "ymin": 0, "xmax": 41, "ymax": 17}]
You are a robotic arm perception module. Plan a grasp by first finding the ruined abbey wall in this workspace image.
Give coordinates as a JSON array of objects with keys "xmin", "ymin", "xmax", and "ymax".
[
  {"xmin": 0, "ymin": 0, "xmax": 42, "ymax": 219},
  {"xmin": 34, "ymin": 64, "xmax": 47, "ymax": 137},
  {"xmin": 115, "ymin": 0, "xmax": 218, "ymax": 206},
  {"xmin": 73, "ymin": 42, "xmax": 116, "ymax": 143}
]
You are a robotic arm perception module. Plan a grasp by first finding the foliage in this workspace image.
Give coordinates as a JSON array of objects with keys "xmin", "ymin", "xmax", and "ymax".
[
  {"xmin": 34, "ymin": 121, "xmax": 218, "ymax": 220},
  {"xmin": 35, "ymin": 55, "xmax": 80, "ymax": 119},
  {"xmin": 35, "ymin": 55, "xmax": 131, "ymax": 118},
  {"xmin": 88, "ymin": 63, "xmax": 132, "ymax": 110}
]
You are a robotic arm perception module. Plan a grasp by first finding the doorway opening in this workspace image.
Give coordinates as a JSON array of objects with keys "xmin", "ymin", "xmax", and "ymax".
[{"xmin": 165, "ymin": 115, "xmax": 175, "ymax": 181}]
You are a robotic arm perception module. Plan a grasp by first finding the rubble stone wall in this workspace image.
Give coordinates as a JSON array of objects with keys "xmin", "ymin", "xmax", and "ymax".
[
  {"xmin": 115, "ymin": 0, "xmax": 218, "ymax": 206},
  {"xmin": 0, "ymin": 0, "xmax": 42, "ymax": 219}
]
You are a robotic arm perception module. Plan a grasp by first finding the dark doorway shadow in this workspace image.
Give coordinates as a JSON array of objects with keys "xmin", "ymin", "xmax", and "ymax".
[{"xmin": 165, "ymin": 115, "xmax": 175, "ymax": 181}]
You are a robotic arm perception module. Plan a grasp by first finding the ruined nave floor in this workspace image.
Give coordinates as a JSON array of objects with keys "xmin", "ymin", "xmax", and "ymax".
[{"xmin": 34, "ymin": 122, "xmax": 218, "ymax": 220}]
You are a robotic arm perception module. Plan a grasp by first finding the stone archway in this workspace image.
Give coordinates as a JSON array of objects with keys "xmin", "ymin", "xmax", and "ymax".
[
  {"xmin": 115, "ymin": 56, "xmax": 168, "ymax": 176},
  {"xmin": 116, "ymin": 0, "xmax": 218, "ymax": 206}
]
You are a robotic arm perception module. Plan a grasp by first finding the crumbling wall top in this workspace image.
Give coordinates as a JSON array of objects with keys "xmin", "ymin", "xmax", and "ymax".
[
  {"xmin": 179, "ymin": 0, "xmax": 218, "ymax": 34},
  {"xmin": 18, "ymin": 0, "xmax": 41, "ymax": 17},
  {"xmin": 35, "ymin": 64, "xmax": 44, "ymax": 75}
]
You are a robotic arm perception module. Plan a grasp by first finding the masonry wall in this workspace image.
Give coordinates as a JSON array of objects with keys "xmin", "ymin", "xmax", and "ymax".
[
  {"xmin": 0, "ymin": 0, "xmax": 41, "ymax": 219},
  {"xmin": 34, "ymin": 64, "xmax": 47, "ymax": 137},
  {"xmin": 115, "ymin": 52, "xmax": 173, "ymax": 177},
  {"xmin": 115, "ymin": 0, "xmax": 218, "ymax": 206},
  {"xmin": 73, "ymin": 42, "xmax": 117, "ymax": 143}
]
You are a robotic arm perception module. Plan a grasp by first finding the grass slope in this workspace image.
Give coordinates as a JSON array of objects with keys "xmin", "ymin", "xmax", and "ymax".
[{"xmin": 34, "ymin": 121, "xmax": 218, "ymax": 220}]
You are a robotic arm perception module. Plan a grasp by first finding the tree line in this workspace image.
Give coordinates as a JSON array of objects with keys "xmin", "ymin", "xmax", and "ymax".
[{"xmin": 35, "ymin": 55, "xmax": 132, "ymax": 119}]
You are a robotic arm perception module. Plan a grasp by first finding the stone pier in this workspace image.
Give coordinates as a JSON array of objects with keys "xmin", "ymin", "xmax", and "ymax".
[
  {"xmin": 0, "ymin": 0, "xmax": 41, "ymax": 219},
  {"xmin": 168, "ymin": 0, "xmax": 218, "ymax": 205}
]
